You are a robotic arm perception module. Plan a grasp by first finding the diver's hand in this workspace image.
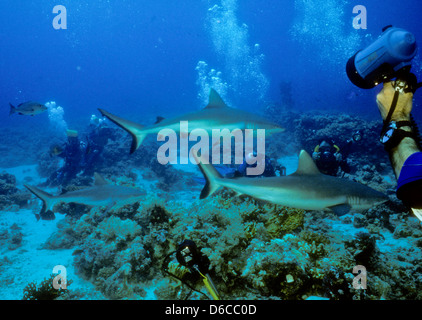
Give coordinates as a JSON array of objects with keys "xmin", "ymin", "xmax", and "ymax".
[
  {"xmin": 376, "ymin": 81, "xmax": 413, "ymax": 121},
  {"xmin": 312, "ymin": 152, "xmax": 320, "ymax": 161},
  {"xmin": 376, "ymin": 81, "xmax": 420, "ymax": 179},
  {"xmin": 335, "ymin": 152, "xmax": 342, "ymax": 162}
]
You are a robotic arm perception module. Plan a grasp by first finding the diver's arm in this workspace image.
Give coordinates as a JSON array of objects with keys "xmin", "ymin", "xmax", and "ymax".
[
  {"xmin": 388, "ymin": 133, "xmax": 420, "ymax": 178},
  {"xmin": 376, "ymin": 82, "xmax": 421, "ymax": 178}
]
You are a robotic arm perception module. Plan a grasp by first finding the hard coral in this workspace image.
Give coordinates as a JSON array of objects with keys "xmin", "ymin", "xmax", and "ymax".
[
  {"xmin": 0, "ymin": 172, "xmax": 31, "ymax": 211},
  {"xmin": 22, "ymin": 274, "xmax": 72, "ymax": 300},
  {"xmin": 264, "ymin": 205, "xmax": 305, "ymax": 238}
]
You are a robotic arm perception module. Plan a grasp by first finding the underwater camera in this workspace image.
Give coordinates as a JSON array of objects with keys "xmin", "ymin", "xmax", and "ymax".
[
  {"xmin": 346, "ymin": 26, "xmax": 418, "ymax": 89},
  {"xmin": 162, "ymin": 239, "xmax": 221, "ymax": 300}
]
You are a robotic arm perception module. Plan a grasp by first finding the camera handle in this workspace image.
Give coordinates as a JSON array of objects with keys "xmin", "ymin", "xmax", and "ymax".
[
  {"xmin": 380, "ymin": 69, "xmax": 422, "ymax": 151},
  {"xmin": 383, "ymin": 68, "xmax": 420, "ymax": 125}
]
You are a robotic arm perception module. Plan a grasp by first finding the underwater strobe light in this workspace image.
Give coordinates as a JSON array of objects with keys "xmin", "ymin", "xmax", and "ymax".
[{"xmin": 346, "ymin": 26, "xmax": 418, "ymax": 89}]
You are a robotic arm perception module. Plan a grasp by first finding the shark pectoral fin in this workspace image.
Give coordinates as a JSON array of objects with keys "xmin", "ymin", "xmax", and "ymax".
[
  {"xmin": 40, "ymin": 210, "xmax": 56, "ymax": 220},
  {"xmin": 101, "ymin": 201, "xmax": 117, "ymax": 214},
  {"xmin": 328, "ymin": 204, "xmax": 352, "ymax": 216},
  {"xmin": 411, "ymin": 208, "xmax": 422, "ymax": 222},
  {"xmin": 98, "ymin": 108, "xmax": 146, "ymax": 154}
]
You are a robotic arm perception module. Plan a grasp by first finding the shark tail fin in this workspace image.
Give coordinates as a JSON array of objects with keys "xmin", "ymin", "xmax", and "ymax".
[
  {"xmin": 98, "ymin": 108, "xmax": 147, "ymax": 154},
  {"xmin": 9, "ymin": 103, "xmax": 16, "ymax": 116},
  {"xmin": 25, "ymin": 184, "xmax": 56, "ymax": 220},
  {"xmin": 191, "ymin": 149, "xmax": 223, "ymax": 199},
  {"xmin": 411, "ymin": 208, "xmax": 422, "ymax": 222}
]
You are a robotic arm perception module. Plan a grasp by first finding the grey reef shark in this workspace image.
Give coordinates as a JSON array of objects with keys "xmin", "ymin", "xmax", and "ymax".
[
  {"xmin": 25, "ymin": 173, "xmax": 146, "ymax": 220},
  {"xmin": 192, "ymin": 149, "xmax": 388, "ymax": 216},
  {"xmin": 98, "ymin": 88, "xmax": 284, "ymax": 154}
]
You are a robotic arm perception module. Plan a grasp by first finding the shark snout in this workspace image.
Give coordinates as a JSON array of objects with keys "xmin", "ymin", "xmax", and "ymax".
[{"xmin": 271, "ymin": 126, "xmax": 285, "ymax": 134}]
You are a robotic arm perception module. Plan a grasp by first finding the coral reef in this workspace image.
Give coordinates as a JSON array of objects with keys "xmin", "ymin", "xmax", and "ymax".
[
  {"xmin": 36, "ymin": 151, "xmax": 62, "ymax": 178},
  {"xmin": 0, "ymin": 172, "xmax": 31, "ymax": 211},
  {"xmin": 70, "ymin": 198, "xmax": 173, "ymax": 299},
  {"xmin": 13, "ymin": 111, "xmax": 422, "ymax": 300},
  {"xmin": 22, "ymin": 274, "xmax": 72, "ymax": 300},
  {"xmin": 99, "ymin": 130, "xmax": 186, "ymax": 192},
  {"xmin": 0, "ymin": 172, "xmax": 18, "ymax": 195},
  {"xmin": 263, "ymin": 110, "xmax": 395, "ymax": 189},
  {"xmin": 41, "ymin": 186, "xmax": 422, "ymax": 300}
]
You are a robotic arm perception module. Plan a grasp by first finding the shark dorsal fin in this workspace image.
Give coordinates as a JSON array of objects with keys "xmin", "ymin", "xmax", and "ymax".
[
  {"xmin": 294, "ymin": 150, "xmax": 321, "ymax": 175},
  {"xmin": 205, "ymin": 89, "xmax": 229, "ymax": 109},
  {"xmin": 94, "ymin": 172, "xmax": 108, "ymax": 186},
  {"xmin": 155, "ymin": 116, "xmax": 165, "ymax": 124}
]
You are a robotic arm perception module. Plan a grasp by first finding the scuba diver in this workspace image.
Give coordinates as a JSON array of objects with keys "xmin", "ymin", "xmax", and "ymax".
[
  {"xmin": 346, "ymin": 25, "xmax": 422, "ymax": 218},
  {"xmin": 46, "ymin": 115, "xmax": 111, "ymax": 186},
  {"xmin": 82, "ymin": 115, "xmax": 113, "ymax": 175},
  {"xmin": 46, "ymin": 129, "xmax": 86, "ymax": 186},
  {"xmin": 312, "ymin": 135, "xmax": 357, "ymax": 176},
  {"xmin": 162, "ymin": 240, "xmax": 220, "ymax": 300}
]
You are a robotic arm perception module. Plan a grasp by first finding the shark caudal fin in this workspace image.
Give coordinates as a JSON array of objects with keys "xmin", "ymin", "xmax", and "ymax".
[
  {"xmin": 24, "ymin": 185, "xmax": 56, "ymax": 220},
  {"xmin": 191, "ymin": 149, "xmax": 223, "ymax": 199},
  {"xmin": 98, "ymin": 108, "xmax": 147, "ymax": 154}
]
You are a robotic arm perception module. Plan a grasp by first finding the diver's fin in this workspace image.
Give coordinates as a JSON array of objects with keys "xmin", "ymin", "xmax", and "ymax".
[
  {"xmin": 411, "ymin": 208, "xmax": 422, "ymax": 222},
  {"xmin": 9, "ymin": 103, "xmax": 16, "ymax": 116},
  {"xmin": 94, "ymin": 172, "xmax": 108, "ymax": 186},
  {"xmin": 294, "ymin": 150, "xmax": 321, "ymax": 175},
  {"xmin": 328, "ymin": 203, "xmax": 351, "ymax": 216},
  {"xmin": 24, "ymin": 184, "xmax": 56, "ymax": 220},
  {"xmin": 98, "ymin": 108, "xmax": 147, "ymax": 154},
  {"xmin": 191, "ymin": 148, "xmax": 223, "ymax": 199},
  {"xmin": 205, "ymin": 89, "xmax": 229, "ymax": 109}
]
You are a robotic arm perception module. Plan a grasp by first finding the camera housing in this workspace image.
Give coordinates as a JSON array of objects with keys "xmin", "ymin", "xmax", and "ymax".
[{"xmin": 346, "ymin": 26, "xmax": 417, "ymax": 89}]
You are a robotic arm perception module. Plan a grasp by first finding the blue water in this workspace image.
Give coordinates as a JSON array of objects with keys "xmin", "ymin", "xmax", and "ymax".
[
  {"xmin": 1, "ymin": 0, "xmax": 422, "ymax": 301},
  {"xmin": 2, "ymin": 0, "xmax": 421, "ymax": 130}
]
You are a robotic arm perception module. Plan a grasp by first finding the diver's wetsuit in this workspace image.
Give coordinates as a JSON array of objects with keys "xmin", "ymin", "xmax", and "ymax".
[
  {"xmin": 396, "ymin": 152, "xmax": 422, "ymax": 208},
  {"xmin": 237, "ymin": 157, "xmax": 276, "ymax": 177}
]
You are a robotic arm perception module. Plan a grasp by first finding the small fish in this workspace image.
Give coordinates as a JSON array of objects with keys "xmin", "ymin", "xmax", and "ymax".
[
  {"xmin": 49, "ymin": 144, "xmax": 64, "ymax": 157},
  {"xmin": 9, "ymin": 101, "xmax": 47, "ymax": 116}
]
